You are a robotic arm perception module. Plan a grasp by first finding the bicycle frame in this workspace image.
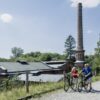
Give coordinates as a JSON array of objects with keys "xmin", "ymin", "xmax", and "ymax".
[
  {"xmin": 78, "ymin": 74, "xmax": 91, "ymax": 92},
  {"xmin": 64, "ymin": 74, "xmax": 78, "ymax": 92}
]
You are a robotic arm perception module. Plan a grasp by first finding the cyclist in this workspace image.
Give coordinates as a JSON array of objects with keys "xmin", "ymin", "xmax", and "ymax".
[
  {"xmin": 81, "ymin": 63, "xmax": 93, "ymax": 91},
  {"xmin": 71, "ymin": 67, "xmax": 79, "ymax": 78},
  {"xmin": 71, "ymin": 66, "xmax": 79, "ymax": 88}
]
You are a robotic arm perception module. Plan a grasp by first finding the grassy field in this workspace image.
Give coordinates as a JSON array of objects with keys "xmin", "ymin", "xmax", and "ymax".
[
  {"xmin": 0, "ymin": 82, "xmax": 64, "ymax": 100},
  {"xmin": 0, "ymin": 75, "xmax": 100, "ymax": 100}
]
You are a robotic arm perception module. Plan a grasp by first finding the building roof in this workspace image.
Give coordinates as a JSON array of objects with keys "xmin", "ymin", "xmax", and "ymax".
[
  {"xmin": 43, "ymin": 61, "xmax": 66, "ymax": 69},
  {"xmin": 0, "ymin": 62, "xmax": 52, "ymax": 73},
  {"xmin": 18, "ymin": 74, "xmax": 63, "ymax": 82},
  {"xmin": 43, "ymin": 61, "xmax": 66, "ymax": 64},
  {"xmin": 75, "ymin": 60, "xmax": 84, "ymax": 64}
]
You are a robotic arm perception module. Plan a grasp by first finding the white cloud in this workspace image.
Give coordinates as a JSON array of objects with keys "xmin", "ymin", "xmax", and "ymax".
[
  {"xmin": 70, "ymin": 0, "xmax": 100, "ymax": 8},
  {"xmin": 0, "ymin": 13, "xmax": 13, "ymax": 23},
  {"xmin": 87, "ymin": 30, "xmax": 93, "ymax": 34}
]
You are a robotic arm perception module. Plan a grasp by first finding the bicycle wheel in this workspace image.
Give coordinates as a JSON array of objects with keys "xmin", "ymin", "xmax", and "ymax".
[
  {"xmin": 64, "ymin": 77, "xmax": 69, "ymax": 92},
  {"xmin": 78, "ymin": 82, "xmax": 83, "ymax": 92},
  {"xmin": 84, "ymin": 82, "xmax": 91, "ymax": 92},
  {"xmin": 71, "ymin": 78, "xmax": 78, "ymax": 91}
]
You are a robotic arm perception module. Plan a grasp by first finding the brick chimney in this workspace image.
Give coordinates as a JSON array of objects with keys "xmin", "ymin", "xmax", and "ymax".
[{"xmin": 75, "ymin": 3, "xmax": 85, "ymax": 66}]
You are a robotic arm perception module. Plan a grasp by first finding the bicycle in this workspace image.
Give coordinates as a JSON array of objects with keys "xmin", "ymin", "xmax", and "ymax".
[
  {"xmin": 78, "ymin": 73, "xmax": 92, "ymax": 92},
  {"xmin": 64, "ymin": 73, "xmax": 78, "ymax": 92}
]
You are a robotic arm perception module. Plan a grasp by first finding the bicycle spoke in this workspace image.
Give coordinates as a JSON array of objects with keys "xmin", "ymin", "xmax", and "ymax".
[
  {"xmin": 78, "ymin": 82, "xmax": 83, "ymax": 92},
  {"xmin": 71, "ymin": 78, "xmax": 78, "ymax": 91},
  {"xmin": 64, "ymin": 78, "xmax": 69, "ymax": 92}
]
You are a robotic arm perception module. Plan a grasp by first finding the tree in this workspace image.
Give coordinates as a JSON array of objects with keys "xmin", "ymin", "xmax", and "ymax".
[
  {"xmin": 65, "ymin": 35, "xmax": 76, "ymax": 60},
  {"xmin": 85, "ymin": 55, "xmax": 94, "ymax": 65},
  {"xmin": 93, "ymin": 40, "xmax": 100, "ymax": 71},
  {"xmin": 11, "ymin": 47, "xmax": 24, "ymax": 58},
  {"xmin": 95, "ymin": 40, "xmax": 100, "ymax": 56},
  {"xmin": 39, "ymin": 53, "xmax": 52, "ymax": 61}
]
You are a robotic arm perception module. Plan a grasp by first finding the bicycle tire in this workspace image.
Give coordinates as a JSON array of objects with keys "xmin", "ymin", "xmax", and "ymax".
[
  {"xmin": 84, "ymin": 83, "xmax": 91, "ymax": 92},
  {"xmin": 71, "ymin": 79, "xmax": 78, "ymax": 91},
  {"xmin": 64, "ymin": 78, "xmax": 69, "ymax": 92},
  {"xmin": 78, "ymin": 82, "xmax": 83, "ymax": 92}
]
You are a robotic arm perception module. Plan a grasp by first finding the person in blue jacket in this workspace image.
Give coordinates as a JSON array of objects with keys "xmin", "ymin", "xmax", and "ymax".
[{"xmin": 82, "ymin": 63, "xmax": 93, "ymax": 90}]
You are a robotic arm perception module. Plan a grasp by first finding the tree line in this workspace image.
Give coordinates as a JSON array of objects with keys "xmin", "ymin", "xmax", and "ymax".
[
  {"xmin": 0, "ymin": 35, "xmax": 100, "ymax": 74},
  {"xmin": 10, "ymin": 50, "xmax": 66, "ymax": 62}
]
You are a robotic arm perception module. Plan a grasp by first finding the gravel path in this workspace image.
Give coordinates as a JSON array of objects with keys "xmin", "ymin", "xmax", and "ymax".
[{"xmin": 31, "ymin": 81, "xmax": 100, "ymax": 100}]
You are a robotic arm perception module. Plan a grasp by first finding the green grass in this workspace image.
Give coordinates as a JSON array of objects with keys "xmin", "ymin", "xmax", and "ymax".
[
  {"xmin": 0, "ymin": 82, "xmax": 64, "ymax": 100},
  {"xmin": 92, "ymin": 75, "xmax": 100, "ymax": 82},
  {"xmin": 0, "ymin": 75, "xmax": 100, "ymax": 100}
]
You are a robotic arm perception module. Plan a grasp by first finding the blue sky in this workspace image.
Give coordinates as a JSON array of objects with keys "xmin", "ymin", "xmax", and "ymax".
[{"xmin": 0, "ymin": 0, "xmax": 100, "ymax": 58}]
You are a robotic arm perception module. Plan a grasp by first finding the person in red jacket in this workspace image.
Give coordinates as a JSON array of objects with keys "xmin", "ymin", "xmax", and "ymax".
[
  {"xmin": 71, "ymin": 67, "xmax": 79, "ymax": 78},
  {"xmin": 71, "ymin": 67, "xmax": 79, "ymax": 89}
]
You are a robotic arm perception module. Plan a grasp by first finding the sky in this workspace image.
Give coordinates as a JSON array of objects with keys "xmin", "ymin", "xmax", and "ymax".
[{"xmin": 0, "ymin": 0, "xmax": 100, "ymax": 58}]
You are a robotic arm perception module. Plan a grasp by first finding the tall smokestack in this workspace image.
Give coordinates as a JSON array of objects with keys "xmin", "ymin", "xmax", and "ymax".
[
  {"xmin": 77, "ymin": 3, "xmax": 83, "ymax": 50},
  {"xmin": 75, "ymin": 3, "xmax": 85, "ymax": 63}
]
